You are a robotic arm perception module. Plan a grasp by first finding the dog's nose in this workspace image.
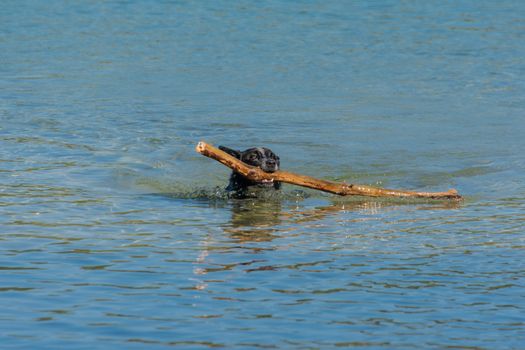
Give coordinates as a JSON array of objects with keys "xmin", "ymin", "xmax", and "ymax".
[
  {"xmin": 264, "ymin": 160, "xmax": 277, "ymax": 172},
  {"xmin": 266, "ymin": 160, "xmax": 277, "ymax": 170}
]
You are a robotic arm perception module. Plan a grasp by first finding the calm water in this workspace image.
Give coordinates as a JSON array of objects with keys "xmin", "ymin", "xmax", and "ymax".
[{"xmin": 1, "ymin": 1, "xmax": 525, "ymax": 349}]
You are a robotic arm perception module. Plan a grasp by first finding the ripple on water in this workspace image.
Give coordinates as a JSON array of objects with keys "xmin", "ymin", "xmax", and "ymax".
[{"xmin": 2, "ymin": 0, "xmax": 525, "ymax": 348}]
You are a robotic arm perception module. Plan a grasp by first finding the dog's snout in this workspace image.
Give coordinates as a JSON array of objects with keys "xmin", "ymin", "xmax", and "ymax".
[{"xmin": 263, "ymin": 159, "xmax": 278, "ymax": 173}]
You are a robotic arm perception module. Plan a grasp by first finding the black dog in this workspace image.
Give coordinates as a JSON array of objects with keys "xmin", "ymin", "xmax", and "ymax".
[{"xmin": 219, "ymin": 145, "xmax": 281, "ymax": 198}]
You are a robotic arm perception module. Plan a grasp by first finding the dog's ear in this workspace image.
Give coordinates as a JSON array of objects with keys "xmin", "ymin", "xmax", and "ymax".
[{"xmin": 219, "ymin": 145, "xmax": 241, "ymax": 159}]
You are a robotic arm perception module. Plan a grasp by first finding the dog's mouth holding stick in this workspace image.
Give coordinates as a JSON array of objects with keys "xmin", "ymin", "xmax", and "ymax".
[
  {"xmin": 195, "ymin": 141, "xmax": 462, "ymax": 200},
  {"xmin": 217, "ymin": 145, "xmax": 281, "ymax": 194}
]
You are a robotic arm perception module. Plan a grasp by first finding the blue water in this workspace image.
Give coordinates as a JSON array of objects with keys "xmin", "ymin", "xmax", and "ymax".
[{"xmin": 1, "ymin": 1, "xmax": 525, "ymax": 349}]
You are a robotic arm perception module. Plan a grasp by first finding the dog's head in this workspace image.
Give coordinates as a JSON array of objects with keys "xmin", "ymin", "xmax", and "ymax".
[
  {"xmin": 219, "ymin": 145, "xmax": 281, "ymax": 196},
  {"xmin": 219, "ymin": 146, "xmax": 280, "ymax": 173}
]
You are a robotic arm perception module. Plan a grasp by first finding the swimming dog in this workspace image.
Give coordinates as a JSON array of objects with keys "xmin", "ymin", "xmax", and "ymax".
[{"xmin": 219, "ymin": 145, "xmax": 281, "ymax": 198}]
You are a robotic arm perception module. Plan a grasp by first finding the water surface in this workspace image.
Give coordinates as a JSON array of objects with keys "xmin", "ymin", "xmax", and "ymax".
[{"xmin": 1, "ymin": 1, "xmax": 524, "ymax": 349}]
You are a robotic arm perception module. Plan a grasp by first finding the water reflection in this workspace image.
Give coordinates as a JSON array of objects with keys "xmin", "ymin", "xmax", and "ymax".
[
  {"xmin": 222, "ymin": 196, "xmax": 463, "ymax": 243},
  {"xmin": 224, "ymin": 199, "xmax": 283, "ymax": 242},
  {"xmin": 193, "ymin": 196, "xmax": 467, "ymax": 296}
]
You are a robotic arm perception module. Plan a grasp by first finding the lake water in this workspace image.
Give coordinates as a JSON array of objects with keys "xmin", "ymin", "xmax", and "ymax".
[{"xmin": 1, "ymin": 1, "xmax": 524, "ymax": 349}]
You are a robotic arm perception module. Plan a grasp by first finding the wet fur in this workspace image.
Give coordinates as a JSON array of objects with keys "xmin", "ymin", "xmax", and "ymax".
[{"xmin": 219, "ymin": 145, "xmax": 281, "ymax": 198}]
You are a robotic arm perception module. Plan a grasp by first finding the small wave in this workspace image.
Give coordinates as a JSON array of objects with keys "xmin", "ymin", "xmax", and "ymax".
[{"xmin": 164, "ymin": 186, "xmax": 314, "ymax": 202}]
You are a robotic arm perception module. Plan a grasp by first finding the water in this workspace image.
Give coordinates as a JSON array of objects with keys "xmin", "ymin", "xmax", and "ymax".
[{"xmin": 1, "ymin": 1, "xmax": 524, "ymax": 349}]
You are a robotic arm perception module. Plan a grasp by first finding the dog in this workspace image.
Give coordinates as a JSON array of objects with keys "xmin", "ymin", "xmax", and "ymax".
[{"xmin": 219, "ymin": 145, "xmax": 281, "ymax": 198}]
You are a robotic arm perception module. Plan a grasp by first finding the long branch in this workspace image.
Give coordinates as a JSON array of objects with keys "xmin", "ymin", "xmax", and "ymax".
[{"xmin": 195, "ymin": 141, "xmax": 462, "ymax": 200}]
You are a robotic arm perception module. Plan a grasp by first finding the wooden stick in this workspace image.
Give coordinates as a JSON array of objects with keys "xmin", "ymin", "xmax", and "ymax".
[{"xmin": 196, "ymin": 141, "xmax": 462, "ymax": 200}]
